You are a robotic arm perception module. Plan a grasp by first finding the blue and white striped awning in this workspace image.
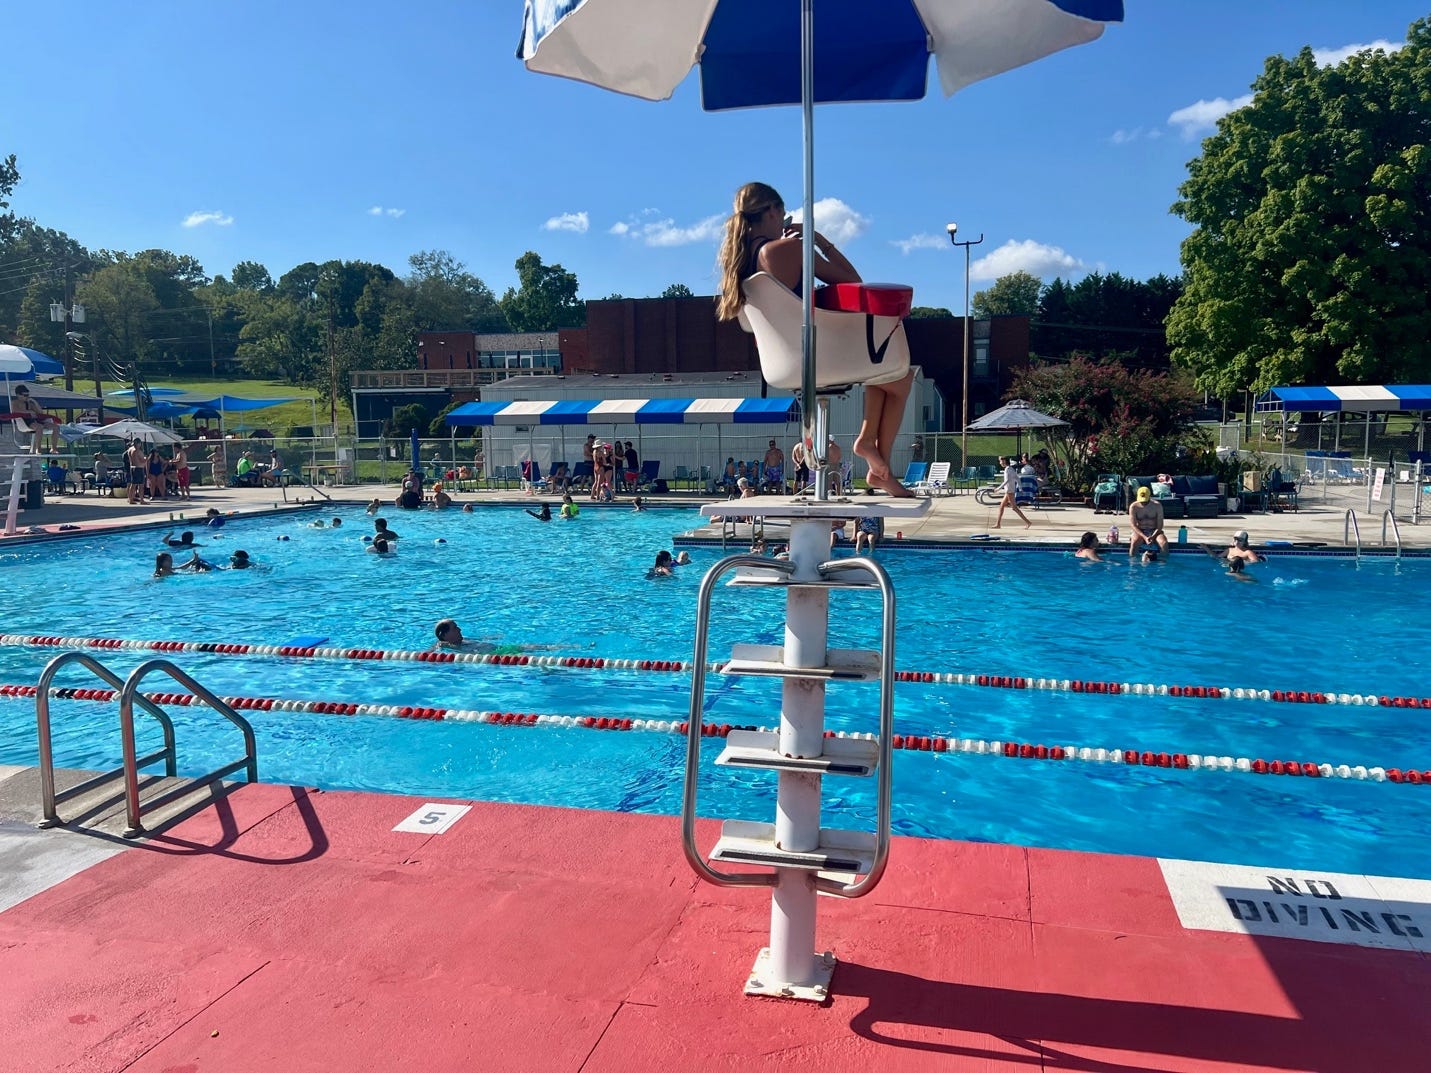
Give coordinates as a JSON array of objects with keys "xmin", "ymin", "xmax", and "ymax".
[
  {"xmin": 445, "ymin": 397, "xmax": 798, "ymax": 427},
  {"xmin": 1259, "ymin": 385, "xmax": 1431, "ymax": 412}
]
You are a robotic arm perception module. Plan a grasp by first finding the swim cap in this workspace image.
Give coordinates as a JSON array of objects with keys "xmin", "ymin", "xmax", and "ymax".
[{"xmin": 1136, "ymin": 486, "xmax": 1151, "ymax": 502}]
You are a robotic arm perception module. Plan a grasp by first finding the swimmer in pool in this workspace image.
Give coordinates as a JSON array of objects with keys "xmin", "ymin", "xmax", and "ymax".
[
  {"xmin": 647, "ymin": 550, "xmax": 674, "ymax": 578},
  {"xmin": 1225, "ymin": 557, "xmax": 1256, "ymax": 582},
  {"xmin": 160, "ymin": 530, "xmax": 204, "ymax": 549},
  {"xmin": 560, "ymin": 495, "xmax": 579, "ymax": 520},
  {"xmin": 1075, "ymin": 531, "xmax": 1102, "ymax": 562},
  {"xmin": 433, "ymin": 618, "xmax": 565, "ymax": 654},
  {"xmin": 331, "ymin": 518, "xmax": 342, "ymax": 528},
  {"xmin": 526, "ymin": 502, "xmax": 552, "ymax": 522},
  {"xmin": 673, "ymin": 551, "xmax": 692, "ymax": 566},
  {"xmin": 229, "ymin": 550, "xmax": 252, "ymax": 569},
  {"xmin": 374, "ymin": 518, "xmax": 400, "ymax": 541},
  {"xmin": 367, "ymin": 536, "xmax": 395, "ymax": 556},
  {"xmin": 366, "ymin": 498, "xmax": 381, "ymax": 514}
]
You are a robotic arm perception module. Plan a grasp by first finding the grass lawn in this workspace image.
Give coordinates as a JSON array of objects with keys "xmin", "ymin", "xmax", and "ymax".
[{"xmin": 98, "ymin": 377, "xmax": 347, "ymax": 436}]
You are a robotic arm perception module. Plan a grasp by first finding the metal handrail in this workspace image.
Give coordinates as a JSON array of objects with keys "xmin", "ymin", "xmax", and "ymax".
[
  {"xmin": 680, "ymin": 551, "xmax": 897, "ymax": 898},
  {"xmin": 811, "ymin": 555, "xmax": 895, "ymax": 898},
  {"xmin": 118, "ymin": 659, "xmax": 258, "ymax": 839},
  {"xmin": 1381, "ymin": 509, "xmax": 1402, "ymax": 558},
  {"xmin": 35, "ymin": 652, "xmax": 176, "ymax": 828},
  {"xmin": 1344, "ymin": 509, "xmax": 1362, "ymax": 558},
  {"xmin": 680, "ymin": 554, "xmax": 787, "ymax": 890}
]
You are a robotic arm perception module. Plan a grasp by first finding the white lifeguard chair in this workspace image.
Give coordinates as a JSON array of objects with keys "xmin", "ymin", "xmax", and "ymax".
[
  {"xmin": 682, "ymin": 274, "xmax": 929, "ymax": 1003},
  {"xmin": 737, "ymin": 273, "xmax": 911, "ymax": 393}
]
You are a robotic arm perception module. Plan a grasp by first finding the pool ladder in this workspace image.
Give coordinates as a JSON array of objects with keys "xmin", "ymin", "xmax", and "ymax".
[
  {"xmin": 683, "ymin": 494, "xmax": 927, "ymax": 1001},
  {"xmin": 35, "ymin": 653, "xmax": 258, "ymax": 838},
  {"xmin": 1343, "ymin": 508, "xmax": 1403, "ymax": 559}
]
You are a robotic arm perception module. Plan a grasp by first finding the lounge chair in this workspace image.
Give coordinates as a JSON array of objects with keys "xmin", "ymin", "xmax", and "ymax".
[
  {"xmin": 634, "ymin": 459, "xmax": 660, "ymax": 491},
  {"xmin": 1091, "ymin": 472, "xmax": 1121, "ymax": 514},
  {"xmin": 911, "ymin": 461, "xmax": 951, "ymax": 497},
  {"xmin": 900, "ymin": 461, "xmax": 929, "ymax": 493},
  {"xmin": 568, "ymin": 461, "xmax": 593, "ymax": 492},
  {"xmin": 1015, "ymin": 473, "xmax": 1039, "ymax": 508}
]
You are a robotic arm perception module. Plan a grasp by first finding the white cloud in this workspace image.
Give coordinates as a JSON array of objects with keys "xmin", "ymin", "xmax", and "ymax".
[
  {"xmin": 1167, "ymin": 94, "xmax": 1253, "ymax": 139},
  {"xmin": 890, "ymin": 233, "xmax": 948, "ymax": 255},
  {"xmin": 1111, "ymin": 126, "xmax": 1160, "ymax": 145},
  {"xmin": 367, "ymin": 206, "xmax": 405, "ymax": 218},
  {"xmin": 969, "ymin": 239, "xmax": 1085, "ymax": 282},
  {"xmin": 788, "ymin": 197, "xmax": 869, "ymax": 245},
  {"xmin": 181, "ymin": 210, "xmax": 233, "ymax": 229},
  {"xmin": 543, "ymin": 211, "xmax": 589, "ymax": 233},
  {"xmin": 610, "ymin": 212, "xmax": 724, "ymax": 247},
  {"xmin": 1313, "ymin": 39, "xmax": 1402, "ymax": 67}
]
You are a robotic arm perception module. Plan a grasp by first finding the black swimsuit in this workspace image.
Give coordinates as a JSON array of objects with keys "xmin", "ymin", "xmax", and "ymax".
[{"xmin": 746, "ymin": 237, "xmax": 801, "ymax": 297}]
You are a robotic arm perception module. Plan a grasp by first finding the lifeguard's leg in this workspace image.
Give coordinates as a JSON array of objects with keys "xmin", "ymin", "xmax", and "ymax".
[{"xmin": 852, "ymin": 390, "xmax": 891, "ymax": 483}]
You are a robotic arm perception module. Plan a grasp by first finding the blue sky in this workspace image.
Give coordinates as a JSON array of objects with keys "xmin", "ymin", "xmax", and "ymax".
[{"xmin": 3, "ymin": 2, "xmax": 1424, "ymax": 311}]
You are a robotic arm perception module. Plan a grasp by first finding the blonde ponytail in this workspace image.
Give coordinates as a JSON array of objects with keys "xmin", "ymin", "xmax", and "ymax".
[{"xmin": 715, "ymin": 182, "xmax": 782, "ymax": 321}]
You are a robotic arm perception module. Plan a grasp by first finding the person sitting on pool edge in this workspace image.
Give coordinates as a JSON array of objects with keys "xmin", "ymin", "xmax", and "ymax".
[
  {"xmin": 1075, "ymin": 531, "xmax": 1102, "ymax": 562},
  {"xmin": 1128, "ymin": 485, "xmax": 1168, "ymax": 559}
]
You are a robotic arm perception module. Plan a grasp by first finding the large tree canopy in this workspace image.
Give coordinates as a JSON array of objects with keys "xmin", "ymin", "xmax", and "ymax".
[
  {"xmin": 1168, "ymin": 21, "xmax": 1431, "ymax": 395},
  {"xmin": 972, "ymin": 270, "xmax": 1040, "ymax": 318}
]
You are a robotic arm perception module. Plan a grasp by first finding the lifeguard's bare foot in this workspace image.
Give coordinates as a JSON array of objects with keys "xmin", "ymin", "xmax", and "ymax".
[
  {"xmin": 853, "ymin": 436, "xmax": 888, "ymax": 481},
  {"xmin": 870, "ymin": 472, "xmax": 914, "ymax": 498}
]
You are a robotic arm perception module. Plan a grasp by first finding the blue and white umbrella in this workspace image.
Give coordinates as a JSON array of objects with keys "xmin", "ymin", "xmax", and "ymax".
[
  {"xmin": 0, "ymin": 343, "xmax": 64, "ymax": 379},
  {"xmin": 519, "ymin": 0, "xmax": 1123, "ymax": 490}
]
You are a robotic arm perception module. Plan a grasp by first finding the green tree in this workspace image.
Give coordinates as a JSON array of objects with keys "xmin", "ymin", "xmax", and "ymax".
[
  {"xmin": 500, "ymin": 251, "xmax": 585, "ymax": 331},
  {"xmin": 660, "ymin": 282, "xmax": 694, "ymax": 298},
  {"xmin": 407, "ymin": 249, "xmax": 506, "ymax": 332},
  {"xmin": 231, "ymin": 260, "xmax": 274, "ymax": 292},
  {"xmin": 972, "ymin": 270, "xmax": 1041, "ymax": 318},
  {"xmin": 0, "ymin": 153, "xmax": 18, "ymax": 244},
  {"xmin": 907, "ymin": 306, "xmax": 954, "ymax": 319},
  {"xmin": 1011, "ymin": 356, "xmax": 1204, "ymax": 492},
  {"xmin": 387, "ymin": 401, "xmax": 429, "ymax": 438},
  {"xmin": 1168, "ymin": 22, "xmax": 1431, "ymax": 395}
]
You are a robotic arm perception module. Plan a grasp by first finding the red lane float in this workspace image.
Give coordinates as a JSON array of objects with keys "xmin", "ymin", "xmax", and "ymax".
[
  {"xmin": 1, "ymin": 683, "xmax": 1425, "ymax": 788},
  {"xmin": 1, "ymin": 633, "xmax": 1421, "ymax": 710}
]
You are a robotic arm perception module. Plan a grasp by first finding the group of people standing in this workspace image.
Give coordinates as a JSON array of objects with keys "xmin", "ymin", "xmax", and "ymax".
[
  {"xmin": 119, "ymin": 441, "xmax": 192, "ymax": 505},
  {"xmin": 581, "ymin": 434, "xmax": 641, "ymax": 501}
]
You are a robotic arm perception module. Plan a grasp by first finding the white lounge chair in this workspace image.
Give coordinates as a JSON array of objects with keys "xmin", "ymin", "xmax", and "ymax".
[{"xmin": 913, "ymin": 461, "xmax": 951, "ymax": 497}]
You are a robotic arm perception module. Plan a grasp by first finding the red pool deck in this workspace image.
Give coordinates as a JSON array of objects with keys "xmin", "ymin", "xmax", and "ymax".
[{"xmin": 3, "ymin": 784, "xmax": 1427, "ymax": 1073}]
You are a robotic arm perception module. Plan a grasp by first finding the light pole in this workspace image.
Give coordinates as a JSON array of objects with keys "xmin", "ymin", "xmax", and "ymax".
[{"xmin": 947, "ymin": 224, "xmax": 983, "ymax": 468}]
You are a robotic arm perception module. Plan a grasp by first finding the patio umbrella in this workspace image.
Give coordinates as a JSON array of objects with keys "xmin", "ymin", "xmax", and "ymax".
[
  {"xmin": 519, "ymin": 0, "xmax": 1123, "ymax": 496},
  {"xmin": 965, "ymin": 398, "xmax": 1067, "ymax": 456},
  {"xmin": 0, "ymin": 344, "xmax": 65, "ymax": 406},
  {"xmin": 86, "ymin": 419, "xmax": 184, "ymax": 445}
]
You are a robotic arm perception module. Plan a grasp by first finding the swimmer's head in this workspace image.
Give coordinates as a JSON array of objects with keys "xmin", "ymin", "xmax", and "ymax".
[
  {"xmin": 230, "ymin": 550, "xmax": 250, "ymax": 568},
  {"xmin": 434, "ymin": 618, "xmax": 462, "ymax": 644},
  {"xmin": 434, "ymin": 538, "xmax": 447, "ymax": 545},
  {"xmin": 1141, "ymin": 548, "xmax": 1159, "ymax": 563},
  {"xmin": 331, "ymin": 518, "xmax": 342, "ymax": 527},
  {"xmin": 1229, "ymin": 557, "xmax": 1245, "ymax": 574},
  {"xmin": 462, "ymin": 503, "xmax": 474, "ymax": 513}
]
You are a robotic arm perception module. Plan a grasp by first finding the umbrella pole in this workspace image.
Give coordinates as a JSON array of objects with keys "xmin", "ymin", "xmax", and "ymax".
[{"xmin": 801, "ymin": 0, "xmax": 821, "ymax": 502}]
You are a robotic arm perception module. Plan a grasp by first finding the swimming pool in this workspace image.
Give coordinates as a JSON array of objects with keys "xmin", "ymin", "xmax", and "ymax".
[{"xmin": 1, "ymin": 506, "xmax": 1427, "ymax": 878}]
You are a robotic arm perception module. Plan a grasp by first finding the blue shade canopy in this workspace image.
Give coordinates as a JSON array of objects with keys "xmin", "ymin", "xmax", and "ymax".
[
  {"xmin": 519, "ymin": 0, "xmax": 1123, "ymax": 109},
  {"xmin": 445, "ymin": 398, "xmax": 799, "ymax": 427},
  {"xmin": 1260, "ymin": 386, "xmax": 1431, "ymax": 412}
]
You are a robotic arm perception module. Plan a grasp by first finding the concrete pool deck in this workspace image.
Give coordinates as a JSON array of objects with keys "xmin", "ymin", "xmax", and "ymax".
[
  {"xmin": 1, "ymin": 480, "xmax": 1418, "ymax": 552},
  {"xmin": 1, "ymin": 777, "xmax": 1428, "ymax": 1073}
]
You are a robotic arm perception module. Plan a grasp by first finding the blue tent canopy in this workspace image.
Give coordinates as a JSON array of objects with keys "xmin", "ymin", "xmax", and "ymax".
[
  {"xmin": 1259, "ymin": 385, "xmax": 1431, "ymax": 412},
  {"xmin": 445, "ymin": 398, "xmax": 799, "ymax": 428}
]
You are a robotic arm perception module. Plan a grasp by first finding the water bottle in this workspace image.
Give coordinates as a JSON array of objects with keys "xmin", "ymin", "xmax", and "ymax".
[
  {"xmin": 1177, "ymin": 524, "xmax": 1187, "ymax": 544},
  {"xmin": 1107, "ymin": 525, "xmax": 1120, "ymax": 545}
]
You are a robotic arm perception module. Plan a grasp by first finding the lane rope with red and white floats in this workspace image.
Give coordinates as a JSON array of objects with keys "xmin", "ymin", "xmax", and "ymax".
[
  {"xmin": 1, "ymin": 632, "xmax": 1428, "ymax": 710},
  {"xmin": 1, "ymin": 682, "xmax": 1426, "ymax": 787}
]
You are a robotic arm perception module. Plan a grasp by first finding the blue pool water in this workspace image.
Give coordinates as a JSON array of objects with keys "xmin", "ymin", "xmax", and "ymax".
[{"xmin": 1, "ymin": 506, "xmax": 1427, "ymax": 878}]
